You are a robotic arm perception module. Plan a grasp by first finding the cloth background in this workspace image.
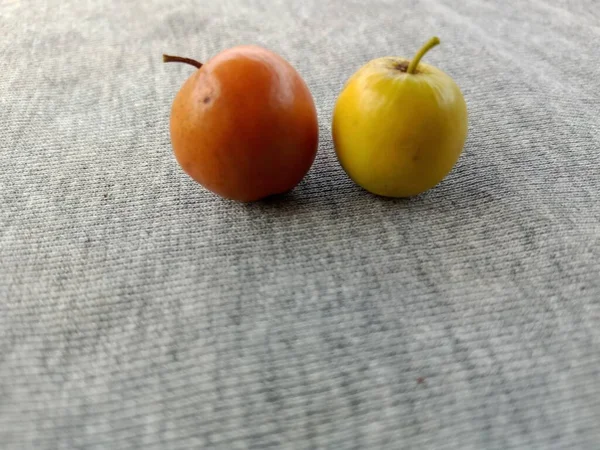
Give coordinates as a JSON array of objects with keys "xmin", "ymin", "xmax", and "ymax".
[{"xmin": 1, "ymin": 0, "xmax": 599, "ymax": 448}]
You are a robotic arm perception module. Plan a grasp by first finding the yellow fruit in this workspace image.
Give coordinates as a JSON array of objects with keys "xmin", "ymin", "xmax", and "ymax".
[{"xmin": 332, "ymin": 37, "xmax": 468, "ymax": 197}]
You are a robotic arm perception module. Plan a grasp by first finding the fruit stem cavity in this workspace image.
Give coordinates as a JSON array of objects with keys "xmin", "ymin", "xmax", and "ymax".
[
  {"xmin": 162, "ymin": 54, "xmax": 203, "ymax": 69},
  {"xmin": 407, "ymin": 37, "xmax": 440, "ymax": 74}
]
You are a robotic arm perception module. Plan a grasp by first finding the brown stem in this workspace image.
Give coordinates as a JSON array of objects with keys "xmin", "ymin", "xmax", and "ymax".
[{"xmin": 162, "ymin": 54, "xmax": 203, "ymax": 69}]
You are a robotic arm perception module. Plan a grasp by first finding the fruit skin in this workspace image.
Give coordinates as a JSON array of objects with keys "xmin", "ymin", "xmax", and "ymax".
[
  {"xmin": 169, "ymin": 45, "xmax": 318, "ymax": 202},
  {"xmin": 332, "ymin": 56, "xmax": 467, "ymax": 197}
]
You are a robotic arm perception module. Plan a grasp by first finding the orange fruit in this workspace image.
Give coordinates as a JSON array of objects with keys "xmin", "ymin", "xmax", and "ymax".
[{"xmin": 165, "ymin": 45, "xmax": 319, "ymax": 202}]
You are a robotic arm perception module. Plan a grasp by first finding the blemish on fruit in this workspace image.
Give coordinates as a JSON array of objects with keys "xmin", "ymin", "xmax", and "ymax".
[
  {"xmin": 395, "ymin": 61, "xmax": 409, "ymax": 72},
  {"xmin": 203, "ymin": 96, "xmax": 211, "ymax": 104}
]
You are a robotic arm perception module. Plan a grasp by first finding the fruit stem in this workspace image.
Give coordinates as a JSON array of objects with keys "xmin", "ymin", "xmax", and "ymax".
[
  {"xmin": 162, "ymin": 54, "xmax": 203, "ymax": 69},
  {"xmin": 407, "ymin": 37, "xmax": 440, "ymax": 74}
]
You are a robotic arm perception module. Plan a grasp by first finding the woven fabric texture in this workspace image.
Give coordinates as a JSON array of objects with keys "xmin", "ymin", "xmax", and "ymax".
[{"xmin": 1, "ymin": 0, "xmax": 599, "ymax": 448}]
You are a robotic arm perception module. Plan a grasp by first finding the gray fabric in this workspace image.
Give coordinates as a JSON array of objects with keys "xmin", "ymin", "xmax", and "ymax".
[{"xmin": 1, "ymin": 0, "xmax": 599, "ymax": 448}]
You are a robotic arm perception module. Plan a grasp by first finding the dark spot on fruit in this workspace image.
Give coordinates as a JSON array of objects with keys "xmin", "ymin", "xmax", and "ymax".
[
  {"xmin": 203, "ymin": 96, "xmax": 211, "ymax": 104},
  {"xmin": 395, "ymin": 61, "xmax": 409, "ymax": 72},
  {"xmin": 412, "ymin": 147, "xmax": 421, "ymax": 161}
]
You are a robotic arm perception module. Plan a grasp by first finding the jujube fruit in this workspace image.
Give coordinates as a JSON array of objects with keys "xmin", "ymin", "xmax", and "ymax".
[
  {"xmin": 332, "ymin": 37, "xmax": 468, "ymax": 197},
  {"xmin": 164, "ymin": 45, "xmax": 319, "ymax": 202}
]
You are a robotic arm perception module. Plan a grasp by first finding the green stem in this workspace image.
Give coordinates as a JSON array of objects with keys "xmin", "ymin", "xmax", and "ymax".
[
  {"xmin": 407, "ymin": 37, "xmax": 440, "ymax": 74},
  {"xmin": 162, "ymin": 54, "xmax": 203, "ymax": 69}
]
